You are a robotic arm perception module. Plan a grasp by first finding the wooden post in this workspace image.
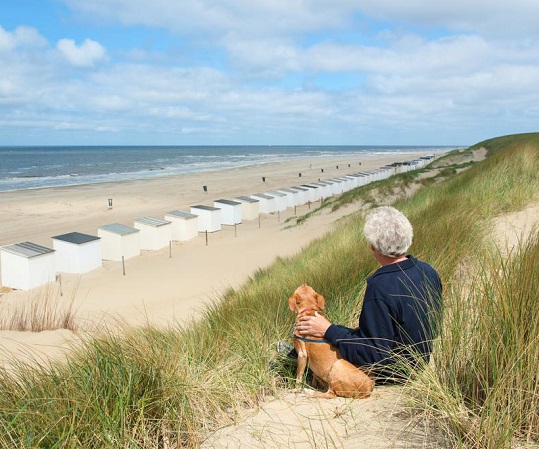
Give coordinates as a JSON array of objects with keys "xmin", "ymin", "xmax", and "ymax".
[
  {"xmin": 205, "ymin": 230, "xmax": 208, "ymax": 246},
  {"xmin": 122, "ymin": 256, "xmax": 126, "ymax": 276},
  {"xmin": 169, "ymin": 241, "xmax": 172, "ymax": 258},
  {"xmin": 57, "ymin": 274, "xmax": 63, "ymax": 297}
]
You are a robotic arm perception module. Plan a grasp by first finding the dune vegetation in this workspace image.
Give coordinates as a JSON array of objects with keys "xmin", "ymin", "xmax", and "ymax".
[{"xmin": 0, "ymin": 133, "xmax": 538, "ymax": 448}]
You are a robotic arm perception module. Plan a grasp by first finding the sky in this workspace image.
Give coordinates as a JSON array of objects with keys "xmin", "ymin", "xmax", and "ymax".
[{"xmin": 1, "ymin": 1, "xmax": 539, "ymax": 146}]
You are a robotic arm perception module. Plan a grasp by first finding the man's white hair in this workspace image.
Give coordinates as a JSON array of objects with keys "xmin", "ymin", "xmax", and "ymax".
[{"xmin": 363, "ymin": 206, "xmax": 413, "ymax": 257}]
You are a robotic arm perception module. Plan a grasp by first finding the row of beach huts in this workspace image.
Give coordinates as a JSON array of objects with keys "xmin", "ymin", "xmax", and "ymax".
[{"xmin": 0, "ymin": 157, "xmax": 434, "ymax": 291}]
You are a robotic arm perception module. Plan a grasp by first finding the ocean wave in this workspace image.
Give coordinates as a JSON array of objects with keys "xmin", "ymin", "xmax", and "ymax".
[{"xmin": 0, "ymin": 145, "xmax": 453, "ymax": 192}]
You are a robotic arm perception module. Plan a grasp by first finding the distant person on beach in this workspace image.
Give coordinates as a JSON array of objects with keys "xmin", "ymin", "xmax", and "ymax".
[{"xmin": 296, "ymin": 206, "xmax": 443, "ymax": 382}]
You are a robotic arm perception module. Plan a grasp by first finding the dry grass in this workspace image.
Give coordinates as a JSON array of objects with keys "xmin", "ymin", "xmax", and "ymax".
[{"xmin": 0, "ymin": 282, "xmax": 78, "ymax": 332}]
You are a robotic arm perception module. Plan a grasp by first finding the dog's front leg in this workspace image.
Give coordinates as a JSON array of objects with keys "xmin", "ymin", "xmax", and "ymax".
[{"xmin": 295, "ymin": 341, "xmax": 308, "ymax": 387}]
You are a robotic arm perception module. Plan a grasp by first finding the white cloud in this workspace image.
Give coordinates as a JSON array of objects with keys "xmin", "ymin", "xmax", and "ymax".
[
  {"xmin": 353, "ymin": 0, "xmax": 539, "ymax": 36},
  {"xmin": 60, "ymin": 0, "xmax": 539, "ymax": 39},
  {"xmin": 60, "ymin": 0, "xmax": 356, "ymax": 40},
  {"xmin": 57, "ymin": 38, "xmax": 107, "ymax": 67},
  {"xmin": 0, "ymin": 25, "xmax": 48, "ymax": 52}
]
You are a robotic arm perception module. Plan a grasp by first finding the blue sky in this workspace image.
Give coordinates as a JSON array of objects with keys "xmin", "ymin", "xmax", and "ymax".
[{"xmin": 1, "ymin": 0, "xmax": 538, "ymax": 146}]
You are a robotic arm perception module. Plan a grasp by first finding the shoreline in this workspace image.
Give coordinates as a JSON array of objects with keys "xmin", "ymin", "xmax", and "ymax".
[
  {"xmin": 0, "ymin": 146, "xmax": 438, "ymax": 193},
  {"xmin": 0, "ymin": 153, "xmax": 422, "ymax": 248}
]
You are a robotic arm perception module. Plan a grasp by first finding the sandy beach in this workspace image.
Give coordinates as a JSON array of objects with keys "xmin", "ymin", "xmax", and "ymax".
[{"xmin": 0, "ymin": 152, "xmax": 427, "ymax": 365}]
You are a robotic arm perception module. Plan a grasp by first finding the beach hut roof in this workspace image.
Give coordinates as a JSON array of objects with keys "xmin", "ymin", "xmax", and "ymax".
[
  {"xmin": 135, "ymin": 216, "xmax": 171, "ymax": 227},
  {"xmin": 99, "ymin": 223, "xmax": 139, "ymax": 235},
  {"xmin": 1, "ymin": 241, "xmax": 55, "ymax": 258},
  {"xmin": 191, "ymin": 204, "xmax": 221, "ymax": 211},
  {"xmin": 235, "ymin": 195, "xmax": 259, "ymax": 203},
  {"xmin": 251, "ymin": 193, "xmax": 274, "ymax": 199},
  {"xmin": 214, "ymin": 199, "xmax": 241, "ymax": 206},
  {"xmin": 52, "ymin": 231, "xmax": 100, "ymax": 244},
  {"xmin": 166, "ymin": 210, "xmax": 198, "ymax": 219},
  {"xmin": 289, "ymin": 185, "xmax": 309, "ymax": 191},
  {"xmin": 266, "ymin": 190, "xmax": 286, "ymax": 197}
]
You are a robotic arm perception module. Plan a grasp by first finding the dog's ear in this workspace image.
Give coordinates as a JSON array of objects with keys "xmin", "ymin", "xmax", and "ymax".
[
  {"xmin": 288, "ymin": 294, "xmax": 299, "ymax": 311},
  {"xmin": 315, "ymin": 293, "xmax": 325, "ymax": 309}
]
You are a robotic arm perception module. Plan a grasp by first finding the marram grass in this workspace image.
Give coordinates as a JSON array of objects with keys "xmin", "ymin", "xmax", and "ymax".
[{"xmin": 0, "ymin": 133, "xmax": 538, "ymax": 448}]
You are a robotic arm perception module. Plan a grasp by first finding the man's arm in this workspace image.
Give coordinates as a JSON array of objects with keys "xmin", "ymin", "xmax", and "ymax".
[{"xmin": 324, "ymin": 298, "xmax": 397, "ymax": 367}]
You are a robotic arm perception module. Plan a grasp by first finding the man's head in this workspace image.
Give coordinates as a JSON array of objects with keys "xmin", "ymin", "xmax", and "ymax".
[{"xmin": 363, "ymin": 206, "xmax": 413, "ymax": 257}]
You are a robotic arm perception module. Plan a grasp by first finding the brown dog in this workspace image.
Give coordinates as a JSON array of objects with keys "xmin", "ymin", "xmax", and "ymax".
[{"xmin": 288, "ymin": 284, "xmax": 374, "ymax": 399}]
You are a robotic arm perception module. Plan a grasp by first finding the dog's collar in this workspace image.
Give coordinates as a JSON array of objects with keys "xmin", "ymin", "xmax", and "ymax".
[{"xmin": 292, "ymin": 331, "xmax": 329, "ymax": 344}]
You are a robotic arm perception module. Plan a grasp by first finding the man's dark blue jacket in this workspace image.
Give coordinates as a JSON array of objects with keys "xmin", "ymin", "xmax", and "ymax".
[{"xmin": 324, "ymin": 255, "xmax": 442, "ymax": 377}]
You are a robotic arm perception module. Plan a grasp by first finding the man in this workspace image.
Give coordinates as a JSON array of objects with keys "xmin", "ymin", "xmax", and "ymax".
[{"xmin": 297, "ymin": 206, "xmax": 443, "ymax": 382}]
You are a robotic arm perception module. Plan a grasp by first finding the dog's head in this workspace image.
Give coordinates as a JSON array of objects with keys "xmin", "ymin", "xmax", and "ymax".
[{"xmin": 288, "ymin": 284, "xmax": 325, "ymax": 314}]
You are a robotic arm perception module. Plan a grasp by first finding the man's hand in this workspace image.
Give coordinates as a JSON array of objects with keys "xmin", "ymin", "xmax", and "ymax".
[{"xmin": 296, "ymin": 312, "xmax": 331, "ymax": 337}]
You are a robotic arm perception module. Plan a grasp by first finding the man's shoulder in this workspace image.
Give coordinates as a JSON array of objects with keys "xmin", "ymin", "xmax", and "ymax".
[
  {"xmin": 367, "ymin": 255, "xmax": 441, "ymax": 289},
  {"xmin": 411, "ymin": 257, "xmax": 441, "ymax": 278}
]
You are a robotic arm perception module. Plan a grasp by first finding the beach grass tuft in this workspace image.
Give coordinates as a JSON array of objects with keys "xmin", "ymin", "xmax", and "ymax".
[{"xmin": 0, "ymin": 283, "xmax": 78, "ymax": 332}]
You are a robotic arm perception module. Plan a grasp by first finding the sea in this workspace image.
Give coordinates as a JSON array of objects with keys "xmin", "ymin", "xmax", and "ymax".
[{"xmin": 0, "ymin": 145, "xmax": 455, "ymax": 193}]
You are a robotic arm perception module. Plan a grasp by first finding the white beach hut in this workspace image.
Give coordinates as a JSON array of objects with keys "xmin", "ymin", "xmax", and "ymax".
[
  {"xmin": 420, "ymin": 155, "xmax": 435, "ymax": 166},
  {"xmin": 250, "ymin": 193, "xmax": 276, "ymax": 214},
  {"xmin": 288, "ymin": 186, "xmax": 309, "ymax": 205},
  {"xmin": 190, "ymin": 205, "xmax": 222, "ymax": 232},
  {"xmin": 98, "ymin": 223, "xmax": 140, "ymax": 262},
  {"xmin": 329, "ymin": 178, "xmax": 345, "ymax": 194},
  {"xmin": 381, "ymin": 167, "xmax": 393, "ymax": 180},
  {"xmin": 350, "ymin": 174, "xmax": 362, "ymax": 188},
  {"xmin": 336, "ymin": 177, "xmax": 353, "ymax": 192},
  {"xmin": 311, "ymin": 181, "xmax": 332, "ymax": 199},
  {"xmin": 372, "ymin": 169, "xmax": 384, "ymax": 181},
  {"xmin": 134, "ymin": 216, "xmax": 172, "ymax": 251},
  {"xmin": 265, "ymin": 191, "xmax": 287, "ymax": 212},
  {"xmin": 383, "ymin": 163, "xmax": 400, "ymax": 175},
  {"xmin": 357, "ymin": 171, "xmax": 374, "ymax": 185},
  {"xmin": 350, "ymin": 173, "xmax": 367, "ymax": 187},
  {"xmin": 301, "ymin": 184, "xmax": 320, "ymax": 202},
  {"xmin": 164, "ymin": 210, "xmax": 198, "ymax": 242},
  {"xmin": 234, "ymin": 196, "xmax": 260, "ymax": 221},
  {"xmin": 277, "ymin": 188, "xmax": 300, "ymax": 207},
  {"xmin": 341, "ymin": 176, "xmax": 355, "ymax": 191},
  {"xmin": 322, "ymin": 180, "xmax": 337, "ymax": 197},
  {"xmin": 0, "ymin": 242, "xmax": 56, "ymax": 291},
  {"xmin": 214, "ymin": 199, "xmax": 242, "ymax": 225},
  {"xmin": 52, "ymin": 232, "xmax": 102, "ymax": 274}
]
